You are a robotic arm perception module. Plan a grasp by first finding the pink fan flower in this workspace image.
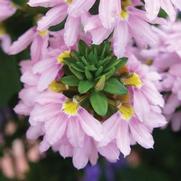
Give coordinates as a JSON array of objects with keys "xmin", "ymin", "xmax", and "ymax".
[
  {"xmin": 85, "ymin": 1, "xmax": 159, "ymax": 57},
  {"xmin": 99, "ymin": 55, "xmax": 166, "ymax": 157},
  {"xmin": 28, "ymin": 91, "xmax": 105, "ymax": 169},
  {"xmin": 14, "ymin": 29, "xmax": 70, "ymax": 114},
  {"xmin": 144, "ymin": 0, "xmax": 181, "ymax": 21},
  {"xmin": 28, "ymin": 0, "xmax": 96, "ymax": 46},
  {"xmin": 140, "ymin": 20, "xmax": 181, "ymax": 132},
  {"xmin": 1, "ymin": 27, "xmax": 49, "ymax": 62}
]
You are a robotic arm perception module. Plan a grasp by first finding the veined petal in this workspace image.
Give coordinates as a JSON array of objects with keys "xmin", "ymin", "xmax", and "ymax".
[
  {"xmin": 38, "ymin": 5, "xmax": 67, "ymax": 31},
  {"xmin": 67, "ymin": 118, "xmax": 85, "ymax": 147},
  {"xmin": 113, "ymin": 21, "xmax": 129, "ymax": 58},
  {"xmin": 160, "ymin": 0, "xmax": 176, "ymax": 21},
  {"xmin": 144, "ymin": 0, "xmax": 160, "ymax": 21},
  {"xmin": 116, "ymin": 120, "xmax": 131, "ymax": 157},
  {"xmin": 73, "ymin": 147, "xmax": 89, "ymax": 169},
  {"xmin": 129, "ymin": 119, "xmax": 154, "ymax": 149},
  {"xmin": 28, "ymin": 0, "xmax": 62, "ymax": 7},
  {"xmin": 8, "ymin": 27, "xmax": 36, "ymax": 55},
  {"xmin": 68, "ymin": 0, "xmax": 96, "ymax": 17},
  {"xmin": 99, "ymin": 0, "xmax": 120, "ymax": 29},
  {"xmin": 45, "ymin": 115, "xmax": 68, "ymax": 145},
  {"xmin": 78, "ymin": 108, "xmax": 103, "ymax": 142},
  {"xmin": 64, "ymin": 16, "xmax": 80, "ymax": 47}
]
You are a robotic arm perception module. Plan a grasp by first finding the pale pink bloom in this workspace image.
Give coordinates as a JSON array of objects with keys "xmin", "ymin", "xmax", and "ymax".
[
  {"xmin": 4, "ymin": 27, "xmax": 49, "ymax": 61},
  {"xmin": 32, "ymin": 50, "xmax": 65, "ymax": 91},
  {"xmin": 100, "ymin": 113, "xmax": 154, "ymax": 157},
  {"xmin": 96, "ymin": 2, "xmax": 159, "ymax": 57},
  {"xmin": 127, "ymin": 55, "xmax": 165, "ymax": 114},
  {"xmin": 144, "ymin": 0, "xmax": 181, "ymax": 21},
  {"xmin": 83, "ymin": 14, "xmax": 112, "ymax": 45},
  {"xmin": 0, "ymin": 0, "xmax": 16, "ymax": 21},
  {"xmin": 14, "ymin": 60, "xmax": 40, "ymax": 116},
  {"xmin": 14, "ymin": 50, "xmax": 65, "ymax": 114},
  {"xmin": 139, "ymin": 22, "xmax": 181, "ymax": 132},
  {"xmin": 27, "ymin": 91, "xmax": 105, "ymax": 169},
  {"xmin": 28, "ymin": 0, "xmax": 96, "ymax": 47},
  {"xmin": 100, "ymin": 55, "xmax": 166, "ymax": 157}
]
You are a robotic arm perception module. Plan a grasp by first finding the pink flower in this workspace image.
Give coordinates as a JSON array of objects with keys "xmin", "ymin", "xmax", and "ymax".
[
  {"xmin": 28, "ymin": 91, "xmax": 105, "ymax": 169},
  {"xmin": 28, "ymin": 0, "xmax": 96, "ymax": 47},
  {"xmin": 3, "ymin": 27, "xmax": 49, "ymax": 61},
  {"xmin": 144, "ymin": 0, "xmax": 181, "ymax": 21},
  {"xmin": 86, "ymin": 2, "xmax": 159, "ymax": 57},
  {"xmin": 14, "ymin": 60, "xmax": 40, "ymax": 116},
  {"xmin": 99, "ymin": 55, "xmax": 166, "ymax": 157}
]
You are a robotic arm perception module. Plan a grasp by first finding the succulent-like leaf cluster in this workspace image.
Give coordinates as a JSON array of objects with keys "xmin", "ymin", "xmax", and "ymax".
[{"xmin": 60, "ymin": 41, "xmax": 128, "ymax": 117}]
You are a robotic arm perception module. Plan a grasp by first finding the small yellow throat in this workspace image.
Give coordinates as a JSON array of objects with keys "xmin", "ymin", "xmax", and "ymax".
[
  {"xmin": 64, "ymin": 0, "xmax": 73, "ymax": 4},
  {"xmin": 119, "ymin": 104, "xmax": 134, "ymax": 121},
  {"xmin": 120, "ymin": 0, "xmax": 132, "ymax": 20},
  {"xmin": 120, "ymin": 10, "xmax": 129, "ymax": 20},
  {"xmin": 123, "ymin": 73, "xmax": 143, "ymax": 88},
  {"xmin": 38, "ymin": 30, "xmax": 49, "ymax": 37},
  {"xmin": 57, "ymin": 51, "xmax": 71, "ymax": 64},
  {"xmin": 49, "ymin": 81, "xmax": 68, "ymax": 92},
  {"xmin": 63, "ymin": 101, "xmax": 79, "ymax": 116}
]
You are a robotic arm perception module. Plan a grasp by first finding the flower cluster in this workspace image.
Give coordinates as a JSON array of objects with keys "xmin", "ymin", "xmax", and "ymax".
[{"xmin": 1, "ymin": 0, "xmax": 181, "ymax": 169}]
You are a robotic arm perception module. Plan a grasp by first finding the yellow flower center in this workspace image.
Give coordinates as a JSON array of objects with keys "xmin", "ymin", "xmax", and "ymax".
[
  {"xmin": 57, "ymin": 51, "xmax": 71, "ymax": 64},
  {"xmin": 63, "ymin": 101, "xmax": 79, "ymax": 115},
  {"xmin": 120, "ymin": 10, "xmax": 129, "ymax": 20},
  {"xmin": 120, "ymin": 0, "xmax": 131, "ymax": 20},
  {"xmin": 49, "ymin": 81, "xmax": 68, "ymax": 92},
  {"xmin": 123, "ymin": 73, "xmax": 143, "ymax": 88},
  {"xmin": 38, "ymin": 30, "xmax": 48, "ymax": 37},
  {"xmin": 64, "ymin": 0, "xmax": 73, "ymax": 4},
  {"xmin": 119, "ymin": 104, "xmax": 134, "ymax": 121}
]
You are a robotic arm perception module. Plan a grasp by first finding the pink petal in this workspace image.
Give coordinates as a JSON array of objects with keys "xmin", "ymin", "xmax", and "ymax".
[
  {"xmin": 129, "ymin": 119, "xmax": 154, "ymax": 149},
  {"xmin": 116, "ymin": 120, "xmax": 131, "ymax": 157},
  {"xmin": 67, "ymin": 119, "xmax": 85, "ymax": 147}
]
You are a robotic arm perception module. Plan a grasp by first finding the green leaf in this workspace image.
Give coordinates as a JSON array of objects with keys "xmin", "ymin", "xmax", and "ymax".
[
  {"xmin": 69, "ymin": 66, "xmax": 84, "ymax": 80},
  {"xmin": 76, "ymin": 61, "xmax": 85, "ymax": 69},
  {"xmin": 90, "ymin": 92, "xmax": 108, "ymax": 116},
  {"xmin": 79, "ymin": 40, "xmax": 88, "ymax": 55},
  {"xmin": 103, "ymin": 58, "xmax": 120, "ymax": 72},
  {"xmin": 104, "ymin": 67, "xmax": 116, "ymax": 79},
  {"xmin": 97, "ymin": 56, "xmax": 112, "ymax": 66},
  {"xmin": 104, "ymin": 78, "xmax": 128, "ymax": 95},
  {"xmin": 61, "ymin": 75, "xmax": 79, "ymax": 86},
  {"xmin": 86, "ymin": 64, "xmax": 97, "ymax": 71},
  {"xmin": 81, "ymin": 56, "xmax": 88, "ymax": 65},
  {"xmin": 100, "ymin": 42, "xmax": 110, "ymax": 58},
  {"xmin": 88, "ymin": 51, "xmax": 97, "ymax": 64},
  {"xmin": 95, "ymin": 66, "xmax": 103, "ymax": 77},
  {"xmin": 70, "ymin": 63, "xmax": 84, "ymax": 72},
  {"xmin": 78, "ymin": 80, "xmax": 94, "ymax": 94},
  {"xmin": 95, "ymin": 75, "xmax": 106, "ymax": 91},
  {"xmin": 85, "ymin": 68, "xmax": 93, "ymax": 80},
  {"xmin": 71, "ymin": 51, "xmax": 80, "ymax": 61}
]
